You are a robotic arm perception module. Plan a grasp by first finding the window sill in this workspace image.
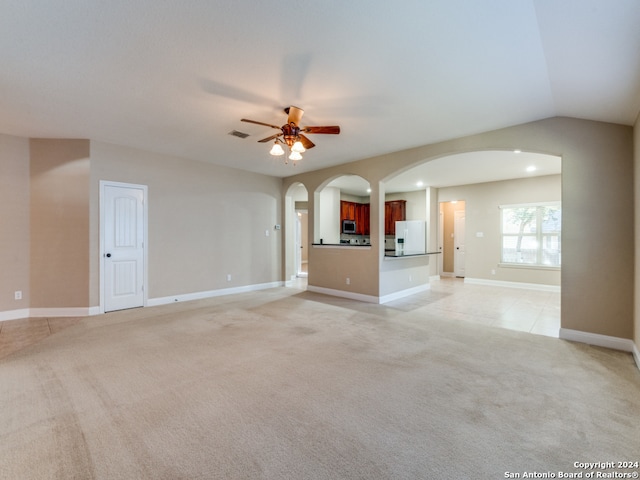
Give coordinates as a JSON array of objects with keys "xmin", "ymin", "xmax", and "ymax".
[{"xmin": 499, "ymin": 263, "xmax": 560, "ymax": 271}]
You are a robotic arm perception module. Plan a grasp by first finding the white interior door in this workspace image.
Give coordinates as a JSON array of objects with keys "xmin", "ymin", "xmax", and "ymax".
[
  {"xmin": 454, "ymin": 209, "xmax": 466, "ymax": 277},
  {"xmin": 103, "ymin": 183, "xmax": 146, "ymax": 312}
]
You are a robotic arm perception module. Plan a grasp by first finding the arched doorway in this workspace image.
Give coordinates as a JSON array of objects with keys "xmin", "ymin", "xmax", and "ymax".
[{"xmin": 285, "ymin": 182, "xmax": 309, "ymax": 287}]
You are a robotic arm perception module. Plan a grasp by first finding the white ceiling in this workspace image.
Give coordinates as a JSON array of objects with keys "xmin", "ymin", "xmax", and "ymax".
[{"xmin": 0, "ymin": 1, "xmax": 639, "ymax": 183}]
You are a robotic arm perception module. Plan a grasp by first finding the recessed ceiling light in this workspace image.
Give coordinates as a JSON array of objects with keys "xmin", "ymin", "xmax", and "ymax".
[
  {"xmin": 526, "ymin": 165, "xmax": 537, "ymax": 172},
  {"xmin": 416, "ymin": 181, "xmax": 424, "ymax": 187},
  {"xmin": 366, "ymin": 188, "xmax": 372, "ymax": 193},
  {"xmin": 514, "ymin": 149, "xmax": 522, "ymax": 154}
]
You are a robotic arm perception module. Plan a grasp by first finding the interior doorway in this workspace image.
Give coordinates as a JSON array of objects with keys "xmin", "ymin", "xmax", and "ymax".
[
  {"xmin": 285, "ymin": 182, "xmax": 309, "ymax": 287},
  {"xmin": 439, "ymin": 200, "xmax": 466, "ymax": 278},
  {"xmin": 295, "ymin": 210, "xmax": 308, "ymax": 277}
]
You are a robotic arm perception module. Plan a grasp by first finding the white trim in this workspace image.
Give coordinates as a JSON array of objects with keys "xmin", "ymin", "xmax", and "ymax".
[
  {"xmin": 559, "ymin": 328, "xmax": 635, "ymax": 353},
  {"xmin": 379, "ymin": 284, "xmax": 430, "ymax": 303},
  {"xmin": 147, "ymin": 281, "xmax": 283, "ymax": 307},
  {"xmin": 0, "ymin": 309, "xmax": 30, "ymax": 322},
  {"xmin": 312, "ymin": 244, "xmax": 372, "ymax": 250},
  {"xmin": 464, "ymin": 277, "xmax": 560, "ymax": 293},
  {"xmin": 30, "ymin": 307, "xmax": 100, "ymax": 318},
  {"xmin": 499, "ymin": 201, "xmax": 561, "ymax": 209},
  {"xmin": 429, "ymin": 275, "xmax": 441, "ymax": 282},
  {"xmin": 1, "ymin": 283, "xmax": 285, "ymax": 320},
  {"xmin": 0, "ymin": 307, "xmax": 101, "ymax": 321},
  {"xmin": 307, "ymin": 286, "xmax": 379, "ymax": 304},
  {"xmin": 633, "ymin": 343, "xmax": 640, "ymax": 372},
  {"xmin": 306, "ymin": 283, "xmax": 430, "ymax": 304}
]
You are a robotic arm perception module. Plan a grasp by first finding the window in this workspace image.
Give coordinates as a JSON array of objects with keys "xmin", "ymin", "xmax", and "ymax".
[{"xmin": 500, "ymin": 203, "xmax": 561, "ymax": 267}]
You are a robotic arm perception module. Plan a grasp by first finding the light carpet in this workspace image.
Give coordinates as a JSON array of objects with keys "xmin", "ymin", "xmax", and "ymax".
[{"xmin": 1, "ymin": 287, "xmax": 639, "ymax": 479}]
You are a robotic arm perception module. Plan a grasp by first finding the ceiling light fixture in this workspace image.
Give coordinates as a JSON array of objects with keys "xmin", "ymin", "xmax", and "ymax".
[
  {"xmin": 526, "ymin": 165, "xmax": 537, "ymax": 172},
  {"xmin": 291, "ymin": 140, "xmax": 305, "ymax": 153},
  {"xmin": 288, "ymin": 150, "xmax": 303, "ymax": 161},
  {"xmin": 269, "ymin": 141, "xmax": 284, "ymax": 156},
  {"xmin": 268, "ymin": 127, "xmax": 306, "ymax": 164}
]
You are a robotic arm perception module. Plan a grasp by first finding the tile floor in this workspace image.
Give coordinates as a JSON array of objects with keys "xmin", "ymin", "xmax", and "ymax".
[
  {"xmin": 0, "ymin": 276, "xmax": 559, "ymax": 360},
  {"xmin": 387, "ymin": 276, "xmax": 560, "ymax": 338}
]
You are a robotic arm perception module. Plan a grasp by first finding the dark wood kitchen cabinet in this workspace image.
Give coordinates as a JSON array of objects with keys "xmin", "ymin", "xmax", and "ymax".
[
  {"xmin": 384, "ymin": 200, "xmax": 406, "ymax": 235},
  {"xmin": 340, "ymin": 201, "xmax": 370, "ymax": 235},
  {"xmin": 355, "ymin": 203, "xmax": 370, "ymax": 235}
]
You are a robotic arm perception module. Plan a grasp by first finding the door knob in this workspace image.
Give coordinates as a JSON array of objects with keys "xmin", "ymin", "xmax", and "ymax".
[{"xmin": 106, "ymin": 253, "xmax": 111, "ymax": 258}]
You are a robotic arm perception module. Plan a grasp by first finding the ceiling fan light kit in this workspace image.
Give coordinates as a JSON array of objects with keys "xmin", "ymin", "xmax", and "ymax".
[
  {"xmin": 241, "ymin": 106, "xmax": 340, "ymax": 165},
  {"xmin": 269, "ymin": 141, "xmax": 285, "ymax": 156}
]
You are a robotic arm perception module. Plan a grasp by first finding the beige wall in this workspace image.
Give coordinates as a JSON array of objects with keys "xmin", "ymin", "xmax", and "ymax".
[
  {"xmin": 1, "ymin": 136, "xmax": 283, "ymax": 315},
  {"xmin": 90, "ymin": 141, "xmax": 283, "ymax": 304},
  {"xmin": 30, "ymin": 139, "xmax": 91, "ymax": 308},
  {"xmin": 0, "ymin": 134, "xmax": 30, "ymax": 313},
  {"xmin": 439, "ymin": 174, "xmax": 561, "ymax": 285},
  {"xmin": 284, "ymin": 117, "xmax": 634, "ymax": 339}
]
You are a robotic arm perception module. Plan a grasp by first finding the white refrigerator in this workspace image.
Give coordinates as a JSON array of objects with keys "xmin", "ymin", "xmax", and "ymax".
[{"xmin": 395, "ymin": 220, "xmax": 426, "ymax": 255}]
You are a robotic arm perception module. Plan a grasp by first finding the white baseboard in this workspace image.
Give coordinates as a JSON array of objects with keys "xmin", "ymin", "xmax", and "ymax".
[
  {"xmin": 0, "ymin": 307, "xmax": 100, "ymax": 321},
  {"xmin": 559, "ymin": 328, "xmax": 635, "ymax": 353},
  {"xmin": 0, "ymin": 309, "xmax": 30, "ymax": 322},
  {"xmin": 148, "ymin": 281, "xmax": 283, "ymax": 307},
  {"xmin": 633, "ymin": 343, "xmax": 640, "ymax": 372},
  {"xmin": 30, "ymin": 307, "xmax": 100, "ymax": 318},
  {"xmin": 307, "ymin": 283, "xmax": 430, "ymax": 304},
  {"xmin": 0, "ymin": 283, "xmax": 284, "ymax": 320},
  {"xmin": 306, "ymin": 286, "xmax": 380, "ymax": 304},
  {"xmin": 464, "ymin": 277, "xmax": 560, "ymax": 293},
  {"xmin": 380, "ymin": 284, "xmax": 431, "ymax": 304}
]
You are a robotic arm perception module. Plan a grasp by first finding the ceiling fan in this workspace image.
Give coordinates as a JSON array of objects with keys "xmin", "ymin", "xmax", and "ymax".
[{"xmin": 241, "ymin": 106, "xmax": 340, "ymax": 163}]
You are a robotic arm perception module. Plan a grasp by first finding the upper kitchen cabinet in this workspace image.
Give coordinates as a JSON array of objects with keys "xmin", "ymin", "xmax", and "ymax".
[
  {"xmin": 340, "ymin": 200, "xmax": 370, "ymax": 235},
  {"xmin": 385, "ymin": 200, "xmax": 406, "ymax": 235}
]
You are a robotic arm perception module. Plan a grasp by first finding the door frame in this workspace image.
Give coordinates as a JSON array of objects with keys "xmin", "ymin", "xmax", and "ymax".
[
  {"xmin": 454, "ymin": 208, "xmax": 466, "ymax": 277},
  {"xmin": 295, "ymin": 209, "xmax": 309, "ymax": 277},
  {"xmin": 99, "ymin": 180, "xmax": 149, "ymax": 314}
]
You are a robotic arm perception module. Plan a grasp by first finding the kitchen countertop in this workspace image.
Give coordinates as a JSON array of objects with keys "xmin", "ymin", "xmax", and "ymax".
[
  {"xmin": 312, "ymin": 243, "xmax": 371, "ymax": 247},
  {"xmin": 384, "ymin": 250, "xmax": 441, "ymax": 257}
]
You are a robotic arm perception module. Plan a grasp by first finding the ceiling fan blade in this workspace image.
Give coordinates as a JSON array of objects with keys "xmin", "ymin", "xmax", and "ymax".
[
  {"xmin": 258, "ymin": 133, "xmax": 282, "ymax": 143},
  {"xmin": 286, "ymin": 106, "xmax": 304, "ymax": 126},
  {"xmin": 241, "ymin": 118, "xmax": 281, "ymax": 129},
  {"xmin": 302, "ymin": 126, "xmax": 341, "ymax": 135},
  {"xmin": 298, "ymin": 134, "xmax": 315, "ymax": 150}
]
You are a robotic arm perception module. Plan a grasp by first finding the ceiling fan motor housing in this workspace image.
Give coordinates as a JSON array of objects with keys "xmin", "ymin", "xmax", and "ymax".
[{"xmin": 282, "ymin": 122, "xmax": 301, "ymax": 147}]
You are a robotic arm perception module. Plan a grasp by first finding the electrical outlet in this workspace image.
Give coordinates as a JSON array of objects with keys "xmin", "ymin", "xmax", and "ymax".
[
  {"xmin": 14, "ymin": 291, "xmax": 22, "ymax": 300},
  {"xmin": 346, "ymin": 277, "xmax": 350, "ymax": 285},
  {"xmin": 227, "ymin": 274, "xmax": 232, "ymax": 282},
  {"xmin": 265, "ymin": 229, "xmax": 270, "ymax": 237}
]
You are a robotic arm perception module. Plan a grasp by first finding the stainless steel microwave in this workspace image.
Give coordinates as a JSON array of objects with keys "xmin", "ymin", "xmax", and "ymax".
[{"xmin": 342, "ymin": 220, "xmax": 356, "ymax": 234}]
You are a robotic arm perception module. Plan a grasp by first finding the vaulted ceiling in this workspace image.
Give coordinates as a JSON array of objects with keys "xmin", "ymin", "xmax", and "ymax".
[{"xmin": 1, "ymin": 1, "xmax": 639, "ymax": 179}]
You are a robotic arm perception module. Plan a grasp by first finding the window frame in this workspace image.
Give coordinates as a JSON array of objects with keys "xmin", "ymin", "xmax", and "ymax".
[{"xmin": 499, "ymin": 201, "xmax": 561, "ymax": 269}]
